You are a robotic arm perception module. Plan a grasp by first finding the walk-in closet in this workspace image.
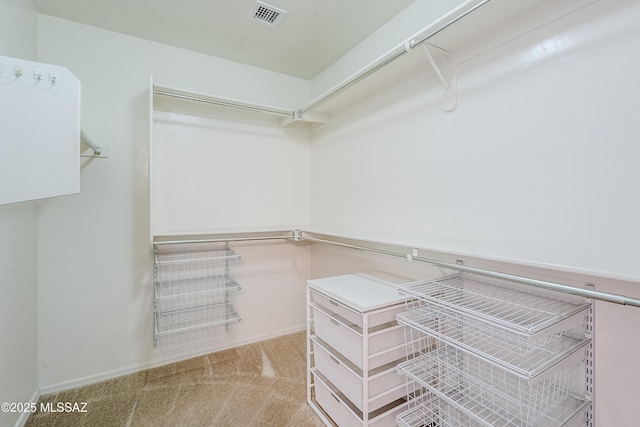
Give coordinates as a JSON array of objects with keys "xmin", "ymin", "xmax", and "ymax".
[{"xmin": 2, "ymin": 0, "xmax": 639, "ymax": 426}]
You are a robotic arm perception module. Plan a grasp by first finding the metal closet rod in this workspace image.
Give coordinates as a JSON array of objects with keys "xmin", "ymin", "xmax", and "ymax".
[
  {"xmin": 300, "ymin": 234, "xmax": 640, "ymax": 308},
  {"xmin": 153, "ymin": 89, "xmax": 296, "ymax": 118},
  {"xmin": 151, "ymin": 230, "xmax": 640, "ymax": 307},
  {"xmin": 153, "ymin": 234, "xmax": 294, "ymax": 246},
  {"xmin": 80, "ymin": 131, "xmax": 101, "ymax": 156},
  {"xmin": 152, "ymin": 0, "xmax": 492, "ymax": 120},
  {"xmin": 298, "ymin": 0, "xmax": 493, "ymax": 116}
]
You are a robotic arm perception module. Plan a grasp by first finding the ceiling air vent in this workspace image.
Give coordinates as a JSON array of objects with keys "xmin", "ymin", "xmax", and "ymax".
[{"xmin": 248, "ymin": 1, "xmax": 287, "ymax": 27}]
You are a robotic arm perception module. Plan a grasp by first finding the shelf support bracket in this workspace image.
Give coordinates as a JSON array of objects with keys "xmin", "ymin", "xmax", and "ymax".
[
  {"xmin": 81, "ymin": 131, "xmax": 108, "ymax": 158},
  {"xmin": 421, "ymin": 43, "xmax": 457, "ymax": 112}
]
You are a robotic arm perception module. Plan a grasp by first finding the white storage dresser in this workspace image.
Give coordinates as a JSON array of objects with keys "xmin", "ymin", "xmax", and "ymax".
[{"xmin": 307, "ymin": 272, "xmax": 412, "ymax": 427}]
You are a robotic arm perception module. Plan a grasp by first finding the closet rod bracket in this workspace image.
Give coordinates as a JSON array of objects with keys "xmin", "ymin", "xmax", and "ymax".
[
  {"xmin": 81, "ymin": 131, "xmax": 108, "ymax": 158},
  {"xmin": 421, "ymin": 44, "xmax": 457, "ymax": 112}
]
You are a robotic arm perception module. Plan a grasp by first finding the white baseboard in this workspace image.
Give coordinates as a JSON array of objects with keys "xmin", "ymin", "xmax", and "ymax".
[
  {"xmin": 38, "ymin": 325, "xmax": 305, "ymax": 396},
  {"xmin": 14, "ymin": 388, "xmax": 40, "ymax": 427}
]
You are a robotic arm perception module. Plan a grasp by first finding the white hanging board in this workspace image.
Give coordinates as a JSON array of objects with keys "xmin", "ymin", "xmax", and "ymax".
[{"xmin": 0, "ymin": 55, "xmax": 80, "ymax": 205}]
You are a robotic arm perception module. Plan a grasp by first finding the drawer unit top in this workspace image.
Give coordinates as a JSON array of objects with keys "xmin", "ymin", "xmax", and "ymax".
[{"xmin": 307, "ymin": 272, "xmax": 410, "ymax": 313}]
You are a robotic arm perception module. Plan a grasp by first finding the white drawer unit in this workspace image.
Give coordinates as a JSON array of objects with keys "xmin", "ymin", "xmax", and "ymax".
[{"xmin": 307, "ymin": 272, "xmax": 412, "ymax": 426}]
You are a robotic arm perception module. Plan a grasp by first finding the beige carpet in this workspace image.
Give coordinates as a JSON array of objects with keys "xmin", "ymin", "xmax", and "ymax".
[{"xmin": 26, "ymin": 331, "xmax": 325, "ymax": 427}]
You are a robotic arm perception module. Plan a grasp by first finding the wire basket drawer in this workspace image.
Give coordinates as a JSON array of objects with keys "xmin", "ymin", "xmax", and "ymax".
[
  {"xmin": 397, "ymin": 392, "xmax": 589, "ymax": 427},
  {"xmin": 397, "ymin": 274, "xmax": 590, "ymax": 341},
  {"xmin": 397, "ymin": 301, "xmax": 589, "ymax": 380},
  {"xmin": 397, "ymin": 394, "xmax": 482, "ymax": 427},
  {"xmin": 155, "ymin": 321, "xmax": 238, "ymax": 357},
  {"xmin": 155, "ymin": 279, "xmax": 241, "ymax": 312},
  {"xmin": 396, "ymin": 340, "xmax": 587, "ymax": 427},
  {"xmin": 155, "ymin": 302, "xmax": 240, "ymax": 335},
  {"xmin": 154, "ymin": 248, "xmax": 240, "ymax": 293}
]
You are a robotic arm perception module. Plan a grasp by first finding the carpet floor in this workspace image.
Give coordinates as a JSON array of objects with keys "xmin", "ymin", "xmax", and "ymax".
[{"xmin": 25, "ymin": 331, "xmax": 325, "ymax": 427}]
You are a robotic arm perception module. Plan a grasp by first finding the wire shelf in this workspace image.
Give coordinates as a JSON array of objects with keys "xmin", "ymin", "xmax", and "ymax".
[
  {"xmin": 154, "ymin": 274, "xmax": 241, "ymax": 298},
  {"xmin": 154, "ymin": 248, "xmax": 240, "ymax": 284},
  {"xmin": 396, "ymin": 341, "xmax": 586, "ymax": 427},
  {"xmin": 397, "ymin": 274, "xmax": 590, "ymax": 340},
  {"xmin": 155, "ymin": 247, "xmax": 241, "ymax": 264},
  {"xmin": 397, "ymin": 392, "xmax": 589, "ymax": 427},
  {"xmin": 155, "ymin": 279, "xmax": 241, "ymax": 312},
  {"xmin": 397, "ymin": 302, "xmax": 589, "ymax": 380},
  {"xmin": 153, "ymin": 244, "xmax": 242, "ymax": 355},
  {"xmin": 397, "ymin": 393, "xmax": 481, "ymax": 427},
  {"xmin": 155, "ymin": 321, "xmax": 238, "ymax": 357},
  {"xmin": 155, "ymin": 302, "xmax": 240, "ymax": 336}
]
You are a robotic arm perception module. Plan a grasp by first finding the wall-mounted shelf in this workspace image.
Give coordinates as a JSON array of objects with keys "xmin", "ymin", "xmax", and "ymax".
[
  {"xmin": 149, "ymin": 0, "xmax": 577, "ymax": 131},
  {"xmin": 153, "ymin": 243, "xmax": 242, "ymax": 357}
]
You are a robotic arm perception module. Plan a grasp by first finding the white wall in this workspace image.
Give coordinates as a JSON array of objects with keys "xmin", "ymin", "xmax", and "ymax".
[
  {"xmin": 35, "ymin": 15, "xmax": 311, "ymax": 392},
  {"xmin": 0, "ymin": 0, "xmax": 37, "ymax": 59},
  {"xmin": 310, "ymin": 0, "xmax": 640, "ymax": 425},
  {"xmin": 0, "ymin": 206, "xmax": 39, "ymax": 427},
  {"xmin": 152, "ymin": 111, "xmax": 310, "ymax": 234},
  {"xmin": 0, "ymin": 1, "xmax": 40, "ymax": 427},
  {"xmin": 311, "ymin": 0, "xmax": 640, "ymax": 281}
]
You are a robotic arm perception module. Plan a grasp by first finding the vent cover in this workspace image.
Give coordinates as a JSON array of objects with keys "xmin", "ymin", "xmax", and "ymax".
[{"xmin": 248, "ymin": 1, "xmax": 287, "ymax": 27}]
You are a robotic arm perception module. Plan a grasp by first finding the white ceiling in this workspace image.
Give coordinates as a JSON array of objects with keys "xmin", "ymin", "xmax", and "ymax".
[{"xmin": 32, "ymin": 0, "xmax": 416, "ymax": 80}]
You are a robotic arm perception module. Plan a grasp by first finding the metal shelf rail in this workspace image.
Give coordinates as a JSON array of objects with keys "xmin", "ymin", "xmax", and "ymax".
[
  {"xmin": 297, "ymin": 231, "xmax": 640, "ymax": 308},
  {"xmin": 153, "ymin": 229, "xmax": 640, "ymax": 308}
]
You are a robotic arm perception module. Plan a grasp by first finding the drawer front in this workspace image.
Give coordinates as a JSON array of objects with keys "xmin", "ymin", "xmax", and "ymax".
[
  {"xmin": 314, "ymin": 337, "xmax": 406, "ymax": 413},
  {"xmin": 314, "ymin": 372, "xmax": 361, "ymax": 427},
  {"xmin": 311, "ymin": 289, "xmax": 364, "ymax": 328},
  {"xmin": 311, "ymin": 289, "xmax": 406, "ymax": 329},
  {"xmin": 367, "ymin": 367, "xmax": 407, "ymax": 412},
  {"xmin": 314, "ymin": 337, "xmax": 364, "ymax": 409},
  {"xmin": 312, "ymin": 305, "xmax": 363, "ymax": 368},
  {"xmin": 314, "ymin": 372, "xmax": 407, "ymax": 427},
  {"xmin": 365, "ymin": 303, "xmax": 406, "ymax": 329},
  {"xmin": 367, "ymin": 324, "xmax": 407, "ymax": 370},
  {"xmin": 313, "ymin": 305, "xmax": 407, "ymax": 370}
]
